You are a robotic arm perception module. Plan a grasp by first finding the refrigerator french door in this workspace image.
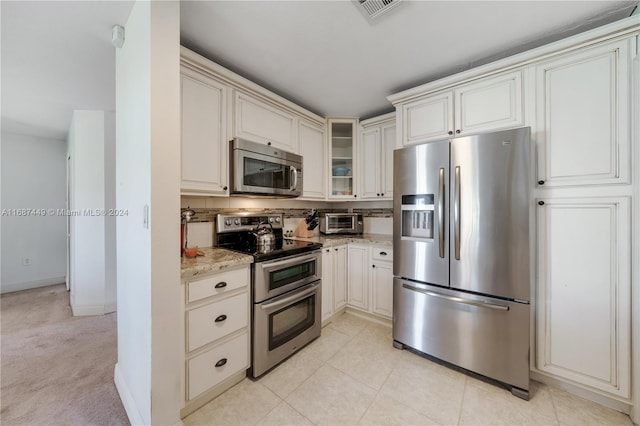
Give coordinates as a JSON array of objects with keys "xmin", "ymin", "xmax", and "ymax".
[{"xmin": 392, "ymin": 127, "xmax": 531, "ymax": 399}]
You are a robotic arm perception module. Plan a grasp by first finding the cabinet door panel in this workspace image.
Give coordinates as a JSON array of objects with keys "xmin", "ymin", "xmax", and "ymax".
[
  {"xmin": 381, "ymin": 123, "xmax": 396, "ymax": 199},
  {"xmin": 299, "ymin": 120, "xmax": 326, "ymax": 199},
  {"xmin": 536, "ymin": 197, "xmax": 630, "ymax": 398},
  {"xmin": 187, "ymin": 332, "xmax": 248, "ymax": 400},
  {"xmin": 536, "ymin": 40, "xmax": 630, "ymax": 187},
  {"xmin": 333, "ymin": 246, "xmax": 348, "ymax": 310},
  {"xmin": 372, "ymin": 262, "xmax": 393, "ymax": 318},
  {"xmin": 328, "ymin": 119, "xmax": 357, "ymax": 199},
  {"xmin": 347, "ymin": 245, "xmax": 368, "ymax": 310},
  {"xmin": 187, "ymin": 292, "xmax": 248, "ymax": 352},
  {"xmin": 402, "ymin": 92, "xmax": 453, "ymax": 145},
  {"xmin": 235, "ymin": 92, "xmax": 296, "ymax": 152},
  {"xmin": 455, "ymin": 71, "xmax": 523, "ymax": 135},
  {"xmin": 321, "ymin": 248, "xmax": 334, "ymax": 321},
  {"xmin": 360, "ymin": 128, "xmax": 380, "ymax": 199},
  {"xmin": 181, "ymin": 73, "xmax": 227, "ymax": 194}
]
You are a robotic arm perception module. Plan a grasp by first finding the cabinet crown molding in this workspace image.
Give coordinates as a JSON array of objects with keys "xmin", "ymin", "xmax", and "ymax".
[
  {"xmin": 360, "ymin": 112, "xmax": 396, "ymax": 127},
  {"xmin": 387, "ymin": 15, "xmax": 639, "ymax": 105},
  {"xmin": 180, "ymin": 46, "xmax": 325, "ymax": 126}
]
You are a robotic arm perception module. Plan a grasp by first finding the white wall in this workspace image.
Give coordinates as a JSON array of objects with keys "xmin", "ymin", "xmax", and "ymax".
[
  {"xmin": 0, "ymin": 132, "xmax": 66, "ymax": 293},
  {"xmin": 68, "ymin": 110, "xmax": 109, "ymax": 315},
  {"xmin": 114, "ymin": 1, "xmax": 181, "ymax": 425}
]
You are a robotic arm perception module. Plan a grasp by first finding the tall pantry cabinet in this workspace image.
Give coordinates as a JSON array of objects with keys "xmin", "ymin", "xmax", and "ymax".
[
  {"xmin": 388, "ymin": 18, "xmax": 639, "ymax": 412},
  {"xmin": 534, "ymin": 36, "xmax": 634, "ymax": 400}
]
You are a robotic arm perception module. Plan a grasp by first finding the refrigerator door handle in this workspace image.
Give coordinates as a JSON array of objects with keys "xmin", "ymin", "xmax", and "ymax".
[
  {"xmin": 402, "ymin": 283, "xmax": 509, "ymax": 311},
  {"xmin": 438, "ymin": 168, "xmax": 445, "ymax": 258},
  {"xmin": 454, "ymin": 165, "xmax": 461, "ymax": 260}
]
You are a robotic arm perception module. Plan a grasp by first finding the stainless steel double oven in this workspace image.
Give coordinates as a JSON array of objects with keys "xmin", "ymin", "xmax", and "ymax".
[{"xmin": 216, "ymin": 213, "xmax": 322, "ymax": 378}]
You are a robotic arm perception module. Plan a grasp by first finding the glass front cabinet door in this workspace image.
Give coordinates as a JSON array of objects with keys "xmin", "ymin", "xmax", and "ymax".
[{"xmin": 328, "ymin": 118, "xmax": 358, "ymax": 199}]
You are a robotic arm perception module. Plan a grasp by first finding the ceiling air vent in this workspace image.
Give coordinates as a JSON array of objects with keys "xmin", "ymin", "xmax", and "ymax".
[{"xmin": 355, "ymin": 0, "xmax": 403, "ymax": 21}]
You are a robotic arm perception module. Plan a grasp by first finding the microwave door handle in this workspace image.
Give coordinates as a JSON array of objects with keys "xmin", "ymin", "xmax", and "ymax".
[{"xmin": 290, "ymin": 167, "xmax": 298, "ymax": 191}]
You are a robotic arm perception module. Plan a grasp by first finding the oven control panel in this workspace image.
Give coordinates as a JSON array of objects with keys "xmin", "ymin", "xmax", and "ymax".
[{"xmin": 217, "ymin": 213, "xmax": 283, "ymax": 233}]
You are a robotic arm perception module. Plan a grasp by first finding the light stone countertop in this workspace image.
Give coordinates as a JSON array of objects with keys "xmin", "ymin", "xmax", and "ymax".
[
  {"xmin": 180, "ymin": 247, "xmax": 253, "ymax": 280},
  {"xmin": 181, "ymin": 234, "xmax": 392, "ymax": 279},
  {"xmin": 286, "ymin": 233, "xmax": 393, "ymax": 247}
]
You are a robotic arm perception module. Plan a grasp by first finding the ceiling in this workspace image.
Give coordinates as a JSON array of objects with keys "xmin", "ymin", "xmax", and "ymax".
[{"xmin": 1, "ymin": 1, "xmax": 637, "ymax": 141}]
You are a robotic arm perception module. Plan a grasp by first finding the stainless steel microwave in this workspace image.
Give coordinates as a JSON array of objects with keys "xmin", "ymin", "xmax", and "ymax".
[
  {"xmin": 320, "ymin": 213, "xmax": 363, "ymax": 235},
  {"xmin": 230, "ymin": 138, "xmax": 303, "ymax": 197}
]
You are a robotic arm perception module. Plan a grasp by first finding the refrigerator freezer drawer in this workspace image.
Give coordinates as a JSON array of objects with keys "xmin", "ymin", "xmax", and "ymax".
[{"xmin": 393, "ymin": 278, "xmax": 530, "ymax": 393}]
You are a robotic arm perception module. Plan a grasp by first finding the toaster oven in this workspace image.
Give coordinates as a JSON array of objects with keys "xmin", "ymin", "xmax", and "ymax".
[{"xmin": 319, "ymin": 213, "xmax": 363, "ymax": 235}]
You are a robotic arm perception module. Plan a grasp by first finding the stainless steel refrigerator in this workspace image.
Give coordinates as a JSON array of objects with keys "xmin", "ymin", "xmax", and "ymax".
[{"xmin": 393, "ymin": 127, "xmax": 531, "ymax": 399}]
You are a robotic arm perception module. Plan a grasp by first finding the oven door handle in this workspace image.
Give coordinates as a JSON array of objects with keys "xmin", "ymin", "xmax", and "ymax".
[
  {"xmin": 259, "ymin": 251, "xmax": 320, "ymax": 272},
  {"xmin": 260, "ymin": 282, "xmax": 319, "ymax": 312}
]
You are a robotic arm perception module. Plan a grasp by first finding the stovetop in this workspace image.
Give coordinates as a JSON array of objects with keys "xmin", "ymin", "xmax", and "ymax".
[
  {"xmin": 215, "ymin": 212, "xmax": 322, "ymax": 262},
  {"xmin": 218, "ymin": 234, "xmax": 322, "ymax": 262}
]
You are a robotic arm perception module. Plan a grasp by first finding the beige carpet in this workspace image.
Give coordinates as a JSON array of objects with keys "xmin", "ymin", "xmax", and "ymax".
[{"xmin": 1, "ymin": 284, "xmax": 129, "ymax": 425}]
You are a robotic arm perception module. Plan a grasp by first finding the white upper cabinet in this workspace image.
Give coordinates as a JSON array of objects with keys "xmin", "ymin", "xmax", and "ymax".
[
  {"xmin": 328, "ymin": 118, "xmax": 358, "ymax": 199},
  {"xmin": 360, "ymin": 113, "xmax": 396, "ymax": 200},
  {"xmin": 360, "ymin": 127, "xmax": 380, "ymax": 199},
  {"xmin": 535, "ymin": 39, "xmax": 631, "ymax": 188},
  {"xmin": 181, "ymin": 70, "xmax": 228, "ymax": 195},
  {"xmin": 402, "ymin": 91, "xmax": 453, "ymax": 144},
  {"xmin": 181, "ymin": 47, "xmax": 326, "ymax": 198},
  {"xmin": 455, "ymin": 71, "xmax": 523, "ymax": 135},
  {"xmin": 234, "ymin": 91, "xmax": 298, "ymax": 152},
  {"xmin": 399, "ymin": 71, "xmax": 523, "ymax": 145},
  {"xmin": 298, "ymin": 119, "xmax": 326, "ymax": 199}
]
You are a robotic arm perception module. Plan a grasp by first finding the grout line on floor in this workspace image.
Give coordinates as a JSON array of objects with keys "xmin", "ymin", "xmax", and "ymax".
[
  {"xmin": 547, "ymin": 386, "xmax": 562, "ymax": 426},
  {"xmin": 456, "ymin": 376, "xmax": 467, "ymax": 425}
]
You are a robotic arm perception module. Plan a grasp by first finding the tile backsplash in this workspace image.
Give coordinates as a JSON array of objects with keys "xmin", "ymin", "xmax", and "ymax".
[{"xmin": 182, "ymin": 202, "xmax": 393, "ymax": 248}]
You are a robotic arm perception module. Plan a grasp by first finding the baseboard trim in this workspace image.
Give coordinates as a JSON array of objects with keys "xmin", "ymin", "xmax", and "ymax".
[
  {"xmin": 114, "ymin": 363, "xmax": 144, "ymax": 425},
  {"xmin": 71, "ymin": 303, "xmax": 105, "ymax": 316},
  {"xmin": 530, "ymin": 371, "xmax": 632, "ymax": 414},
  {"xmin": 0, "ymin": 277, "xmax": 66, "ymax": 294},
  {"xmin": 345, "ymin": 306, "xmax": 392, "ymax": 327},
  {"xmin": 104, "ymin": 301, "xmax": 117, "ymax": 314}
]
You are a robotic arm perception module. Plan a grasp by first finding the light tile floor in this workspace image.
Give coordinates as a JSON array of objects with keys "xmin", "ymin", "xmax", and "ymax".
[{"xmin": 183, "ymin": 312, "xmax": 632, "ymax": 426}]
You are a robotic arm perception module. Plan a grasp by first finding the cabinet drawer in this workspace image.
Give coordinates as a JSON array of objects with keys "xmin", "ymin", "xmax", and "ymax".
[
  {"xmin": 372, "ymin": 247, "xmax": 393, "ymax": 262},
  {"xmin": 187, "ymin": 292, "xmax": 248, "ymax": 352},
  {"xmin": 186, "ymin": 267, "xmax": 249, "ymax": 303},
  {"xmin": 187, "ymin": 332, "xmax": 248, "ymax": 400}
]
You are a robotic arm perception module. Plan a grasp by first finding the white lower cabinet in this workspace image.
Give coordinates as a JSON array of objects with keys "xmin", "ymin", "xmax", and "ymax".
[
  {"xmin": 344, "ymin": 243, "xmax": 393, "ymax": 320},
  {"xmin": 370, "ymin": 246, "xmax": 393, "ymax": 319},
  {"xmin": 181, "ymin": 265, "xmax": 251, "ymax": 416},
  {"xmin": 322, "ymin": 245, "xmax": 347, "ymax": 322},
  {"xmin": 187, "ymin": 332, "xmax": 248, "ymax": 400},
  {"xmin": 536, "ymin": 197, "xmax": 630, "ymax": 399},
  {"xmin": 347, "ymin": 244, "xmax": 369, "ymax": 311}
]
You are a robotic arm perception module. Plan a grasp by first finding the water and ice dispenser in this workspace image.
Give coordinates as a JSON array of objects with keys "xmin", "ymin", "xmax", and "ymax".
[{"xmin": 401, "ymin": 194, "xmax": 435, "ymax": 240}]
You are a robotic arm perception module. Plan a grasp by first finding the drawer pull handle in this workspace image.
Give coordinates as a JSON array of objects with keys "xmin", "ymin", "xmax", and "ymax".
[
  {"xmin": 215, "ymin": 281, "xmax": 227, "ymax": 289},
  {"xmin": 214, "ymin": 314, "xmax": 227, "ymax": 323},
  {"xmin": 379, "ymin": 251, "xmax": 387, "ymax": 256},
  {"xmin": 215, "ymin": 358, "xmax": 227, "ymax": 368}
]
